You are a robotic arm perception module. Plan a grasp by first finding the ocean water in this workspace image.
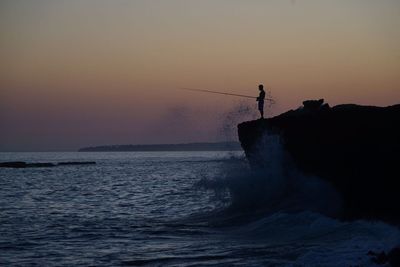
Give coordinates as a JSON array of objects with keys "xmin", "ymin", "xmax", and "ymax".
[{"xmin": 0, "ymin": 150, "xmax": 399, "ymax": 266}]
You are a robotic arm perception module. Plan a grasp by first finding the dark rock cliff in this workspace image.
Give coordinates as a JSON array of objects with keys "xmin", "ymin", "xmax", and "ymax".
[{"xmin": 238, "ymin": 100, "xmax": 400, "ymax": 222}]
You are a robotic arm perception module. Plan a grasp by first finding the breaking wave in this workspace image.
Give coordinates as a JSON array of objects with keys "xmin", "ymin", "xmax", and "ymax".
[
  {"xmin": 197, "ymin": 134, "xmax": 342, "ymax": 220},
  {"xmin": 192, "ymin": 134, "xmax": 400, "ymax": 266}
]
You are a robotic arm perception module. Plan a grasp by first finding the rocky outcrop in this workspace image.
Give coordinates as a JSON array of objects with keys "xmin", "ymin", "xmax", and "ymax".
[
  {"xmin": 368, "ymin": 247, "xmax": 400, "ymax": 267},
  {"xmin": 238, "ymin": 100, "xmax": 400, "ymax": 222},
  {"xmin": 0, "ymin": 161, "xmax": 96, "ymax": 168}
]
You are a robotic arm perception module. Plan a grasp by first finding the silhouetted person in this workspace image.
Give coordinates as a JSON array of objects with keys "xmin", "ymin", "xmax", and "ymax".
[{"xmin": 257, "ymin": 84, "xmax": 266, "ymax": 118}]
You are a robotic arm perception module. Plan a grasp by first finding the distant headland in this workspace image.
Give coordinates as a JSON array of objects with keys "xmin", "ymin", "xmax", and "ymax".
[{"xmin": 78, "ymin": 142, "xmax": 242, "ymax": 152}]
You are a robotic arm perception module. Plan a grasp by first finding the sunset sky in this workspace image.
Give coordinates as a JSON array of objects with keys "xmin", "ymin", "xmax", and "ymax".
[{"xmin": 1, "ymin": 0, "xmax": 399, "ymax": 151}]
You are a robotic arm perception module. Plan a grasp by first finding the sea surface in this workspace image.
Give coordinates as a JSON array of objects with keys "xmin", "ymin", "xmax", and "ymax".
[{"xmin": 0, "ymin": 151, "xmax": 399, "ymax": 266}]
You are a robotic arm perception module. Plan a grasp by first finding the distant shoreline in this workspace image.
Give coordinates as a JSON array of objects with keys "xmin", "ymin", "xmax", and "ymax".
[{"xmin": 78, "ymin": 142, "xmax": 242, "ymax": 152}]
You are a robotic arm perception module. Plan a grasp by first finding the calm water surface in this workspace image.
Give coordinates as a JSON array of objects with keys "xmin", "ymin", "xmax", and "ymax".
[{"xmin": 0, "ymin": 152, "xmax": 398, "ymax": 266}]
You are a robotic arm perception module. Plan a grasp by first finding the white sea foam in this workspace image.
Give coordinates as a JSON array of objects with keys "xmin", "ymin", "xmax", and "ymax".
[
  {"xmin": 194, "ymin": 133, "xmax": 400, "ymax": 266},
  {"xmin": 199, "ymin": 133, "xmax": 342, "ymax": 218}
]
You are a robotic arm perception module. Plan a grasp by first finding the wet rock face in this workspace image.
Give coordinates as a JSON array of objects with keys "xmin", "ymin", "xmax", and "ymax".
[
  {"xmin": 238, "ymin": 101, "xmax": 400, "ymax": 222},
  {"xmin": 368, "ymin": 247, "xmax": 400, "ymax": 267}
]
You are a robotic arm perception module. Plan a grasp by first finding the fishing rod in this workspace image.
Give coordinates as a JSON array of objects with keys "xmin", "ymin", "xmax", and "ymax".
[{"xmin": 180, "ymin": 87, "xmax": 275, "ymax": 102}]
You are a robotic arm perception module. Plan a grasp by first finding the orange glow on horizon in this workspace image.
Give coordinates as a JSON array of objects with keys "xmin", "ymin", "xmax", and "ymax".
[{"xmin": 1, "ymin": 0, "xmax": 399, "ymax": 151}]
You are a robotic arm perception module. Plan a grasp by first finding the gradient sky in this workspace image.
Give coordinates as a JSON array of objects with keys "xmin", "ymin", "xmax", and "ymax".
[{"xmin": 1, "ymin": 0, "xmax": 399, "ymax": 151}]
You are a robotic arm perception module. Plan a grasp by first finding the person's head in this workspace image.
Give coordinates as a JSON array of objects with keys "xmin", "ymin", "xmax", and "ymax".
[{"xmin": 258, "ymin": 84, "xmax": 264, "ymax": 91}]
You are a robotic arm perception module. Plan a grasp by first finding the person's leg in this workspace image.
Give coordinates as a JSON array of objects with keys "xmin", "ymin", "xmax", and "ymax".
[{"xmin": 258, "ymin": 101, "xmax": 264, "ymax": 118}]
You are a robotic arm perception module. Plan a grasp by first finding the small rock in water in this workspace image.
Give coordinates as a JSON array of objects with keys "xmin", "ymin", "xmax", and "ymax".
[
  {"xmin": 0, "ymin": 161, "xmax": 96, "ymax": 168},
  {"xmin": 0, "ymin": 161, "xmax": 27, "ymax": 168}
]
